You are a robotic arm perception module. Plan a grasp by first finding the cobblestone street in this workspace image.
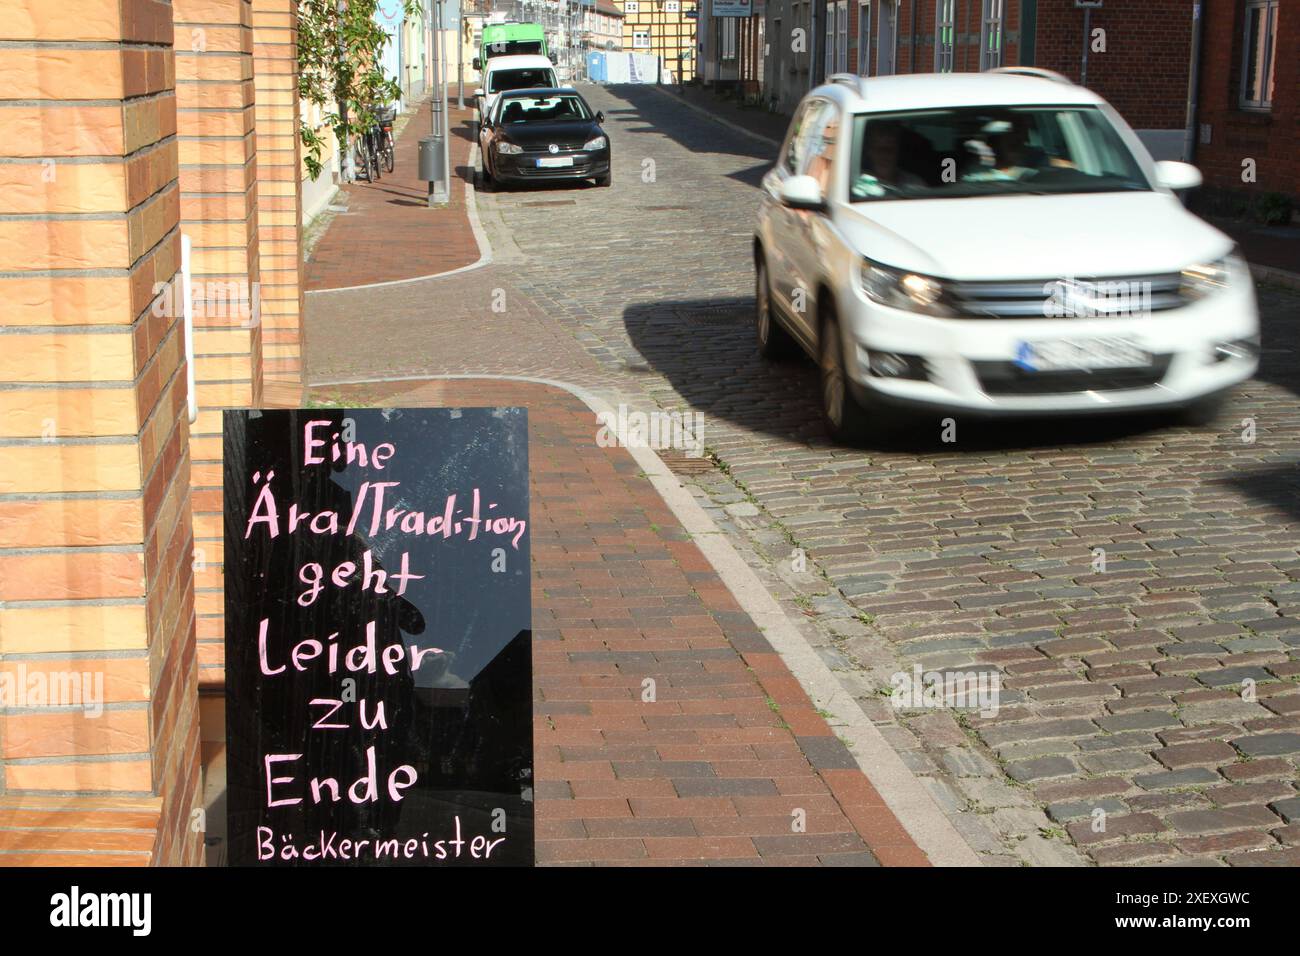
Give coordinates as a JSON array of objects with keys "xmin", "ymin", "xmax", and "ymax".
[{"xmin": 307, "ymin": 84, "xmax": 1300, "ymax": 866}]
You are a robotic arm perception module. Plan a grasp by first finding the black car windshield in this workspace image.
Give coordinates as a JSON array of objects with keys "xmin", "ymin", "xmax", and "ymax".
[
  {"xmin": 489, "ymin": 68, "xmax": 556, "ymax": 93},
  {"xmin": 848, "ymin": 106, "xmax": 1151, "ymax": 201},
  {"xmin": 498, "ymin": 95, "xmax": 592, "ymax": 124}
]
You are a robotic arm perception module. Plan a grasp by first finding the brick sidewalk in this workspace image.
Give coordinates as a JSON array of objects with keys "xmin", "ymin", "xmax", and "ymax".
[
  {"xmin": 305, "ymin": 95, "xmax": 479, "ymax": 291},
  {"xmin": 304, "ymin": 377, "xmax": 929, "ymax": 866}
]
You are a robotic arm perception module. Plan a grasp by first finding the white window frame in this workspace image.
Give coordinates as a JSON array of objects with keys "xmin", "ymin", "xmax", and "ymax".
[
  {"xmin": 664, "ymin": 0, "xmax": 680, "ymax": 11},
  {"xmin": 1239, "ymin": 0, "xmax": 1278, "ymax": 110},
  {"xmin": 633, "ymin": 29, "xmax": 650, "ymax": 48},
  {"xmin": 835, "ymin": 1, "xmax": 848, "ymax": 74},
  {"xmin": 856, "ymin": 1, "xmax": 871, "ymax": 74},
  {"xmin": 935, "ymin": 0, "xmax": 955, "ymax": 72},
  {"xmin": 625, "ymin": 1, "xmax": 640, "ymax": 12},
  {"xmin": 979, "ymin": 0, "xmax": 1004, "ymax": 71},
  {"xmin": 825, "ymin": 2, "xmax": 835, "ymax": 75}
]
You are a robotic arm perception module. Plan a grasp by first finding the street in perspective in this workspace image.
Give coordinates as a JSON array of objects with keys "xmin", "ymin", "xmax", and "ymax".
[{"xmin": 1, "ymin": 0, "xmax": 1298, "ymax": 936}]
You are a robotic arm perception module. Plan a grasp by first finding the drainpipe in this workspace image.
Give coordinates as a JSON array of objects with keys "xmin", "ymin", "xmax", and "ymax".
[
  {"xmin": 809, "ymin": 0, "xmax": 818, "ymax": 89},
  {"xmin": 1182, "ymin": 0, "xmax": 1205, "ymax": 164},
  {"xmin": 181, "ymin": 234, "xmax": 196, "ymax": 424},
  {"xmin": 910, "ymin": 0, "xmax": 916, "ymax": 72}
]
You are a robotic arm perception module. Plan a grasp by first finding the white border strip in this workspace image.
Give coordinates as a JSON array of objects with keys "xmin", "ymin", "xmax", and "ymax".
[
  {"xmin": 305, "ymin": 371, "xmax": 982, "ymax": 866},
  {"xmin": 306, "ymin": 143, "xmax": 493, "ymax": 296}
]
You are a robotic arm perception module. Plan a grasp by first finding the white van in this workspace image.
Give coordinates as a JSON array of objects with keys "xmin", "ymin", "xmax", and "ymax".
[{"xmin": 476, "ymin": 55, "xmax": 558, "ymax": 129}]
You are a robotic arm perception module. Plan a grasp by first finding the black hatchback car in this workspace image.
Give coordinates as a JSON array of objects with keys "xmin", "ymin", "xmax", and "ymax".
[{"xmin": 478, "ymin": 88, "xmax": 611, "ymax": 188}]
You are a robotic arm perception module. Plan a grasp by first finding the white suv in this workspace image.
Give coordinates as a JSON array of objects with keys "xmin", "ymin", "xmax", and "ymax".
[{"xmin": 753, "ymin": 69, "xmax": 1260, "ymax": 443}]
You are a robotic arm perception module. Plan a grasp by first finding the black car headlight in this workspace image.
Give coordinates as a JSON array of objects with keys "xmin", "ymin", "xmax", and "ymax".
[
  {"xmin": 859, "ymin": 262, "xmax": 954, "ymax": 317},
  {"xmin": 583, "ymin": 135, "xmax": 607, "ymax": 151},
  {"xmin": 496, "ymin": 141, "xmax": 523, "ymax": 155}
]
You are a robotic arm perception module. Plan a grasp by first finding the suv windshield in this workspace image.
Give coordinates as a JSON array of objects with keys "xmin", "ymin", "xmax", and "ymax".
[
  {"xmin": 489, "ymin": 68, "xmax": 556, "ymax": 94},
  {"xmin": 498, "ymin": 95, "xmax": 591, "ymax": 124},
  {"xmin": 849, "ymin": 106, "xmax": 1150, "ymax": 201}
]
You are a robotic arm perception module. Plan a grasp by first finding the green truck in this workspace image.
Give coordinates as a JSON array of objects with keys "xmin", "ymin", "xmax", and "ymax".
[{"xmin": 473, "ymin": 21, "xmax": 552, "ymax": 72}]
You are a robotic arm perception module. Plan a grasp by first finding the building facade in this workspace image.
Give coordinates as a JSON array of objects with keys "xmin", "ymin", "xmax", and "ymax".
[
  {"xmin": 620, "ymin": 0, "xmax": 699, "ymax": 82},
  {"xmin": 584, "ymin": 0, "xmax": 627, "ymax": 51},
  {"xmin": 746, "ymin": 1, "xmax": 1185, "ymax": 141},
  {"xmin": 1193, "ymin": 0, "xmax": 1296, "ymax": 215},
  {"xmin": 0, "ymin": 0, "xmax": 307, "ymax": 866}
]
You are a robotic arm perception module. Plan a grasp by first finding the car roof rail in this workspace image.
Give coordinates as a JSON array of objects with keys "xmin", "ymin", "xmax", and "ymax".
[
  {"xmin": 987, "ymin": 66, "xmax": 1074, "ymax": 85},
  {"xmin": 825, "ymin": 73, "xmax": 869, "ymax": 97}
]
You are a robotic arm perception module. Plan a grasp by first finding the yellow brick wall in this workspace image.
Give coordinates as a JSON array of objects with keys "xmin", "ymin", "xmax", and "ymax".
[{"xmin": 0, "ymin": 0, "xmax": 202, "ymax": 867}]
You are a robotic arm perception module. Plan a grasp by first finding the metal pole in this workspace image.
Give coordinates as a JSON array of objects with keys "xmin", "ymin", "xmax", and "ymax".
[
  {"xmin": 429, "ymin": 0, "xmax": 448, "ymax": 204},
  {"xmin": 1080, "ymin": 7, "xmax": 1090, "ymax": 88},
  {"xmin": 338, "ymin": 0, "xmax": 354, "ymax": 181},
  {"xmin": 440, "ymin": 0, "xmax": 451, "ymax": 193},
  {"xmin": 457, "ymin": 0, "xmax": 465, "ymax": 110}
]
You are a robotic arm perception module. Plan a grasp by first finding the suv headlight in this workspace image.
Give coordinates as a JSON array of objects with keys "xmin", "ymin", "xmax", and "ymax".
[
  {"xmin": 496, "ymin": 141, "xmax": 523, "ymax": 155},
  {"xmin": 1180, "ymin": 251, "xmax": 1242, "ymax": 300},
  {"xmin": 583, "ymin": 135, "xmax": 607, "ymax": 151},
  {"xmin": 859, "ymin": 262, "xmax": 953, "ymax": 316}
]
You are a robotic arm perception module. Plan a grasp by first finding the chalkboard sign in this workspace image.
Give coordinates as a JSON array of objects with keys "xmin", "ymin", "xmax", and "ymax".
[{"xmin": 223, "ymin": 408, "xmax": 533, "ymax": 866}]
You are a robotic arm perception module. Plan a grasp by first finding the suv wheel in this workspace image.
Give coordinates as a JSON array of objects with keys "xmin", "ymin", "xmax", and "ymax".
[
  {"xmin": 819, "ymin": 306, "xmax": 875, "ymax": 444},
  {"xmin": 756, "ymin": 255, "xmax": 797, "ymax": 359}
]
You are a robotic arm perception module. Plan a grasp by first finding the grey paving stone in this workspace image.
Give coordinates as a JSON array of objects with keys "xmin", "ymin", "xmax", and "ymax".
[
  {"xmin": 1133, "ymin": 767, "xmax": 1222, "ymax": 790},
  {"xmin": 1231, "ymin": 732, "xmax": 1300, "ymax": 757}
]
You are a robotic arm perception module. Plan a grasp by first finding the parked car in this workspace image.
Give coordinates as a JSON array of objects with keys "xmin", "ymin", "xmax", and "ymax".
[
  {"xmin": 753, "ymin": 69, "xmax": 1260, "ymax": 444},
  {"xmin": 478, "ymin": 88, "xmax": 611, "ymax": 188},
  {"xmin": 476, "ymin": 55, "xmax": 558, "ymax": 130}
]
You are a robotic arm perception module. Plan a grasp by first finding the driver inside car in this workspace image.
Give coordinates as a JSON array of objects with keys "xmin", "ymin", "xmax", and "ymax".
[{"xmin": 852, "ymin": 121, "xmax": 926, "ymax": 198}]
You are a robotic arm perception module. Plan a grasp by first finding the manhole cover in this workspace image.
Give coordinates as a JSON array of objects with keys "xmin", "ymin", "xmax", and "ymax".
[
  {"xmin": 673, "ymin": 303, "xmax": 750, "ymax": 324},
  {"xmin": 658, "ymin": 448, "xmax": 716, "ymax": 475}
]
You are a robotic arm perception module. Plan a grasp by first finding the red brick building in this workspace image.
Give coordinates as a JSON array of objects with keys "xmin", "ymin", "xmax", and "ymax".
[
  {"xmin": 1194, "ymin": 0, "xmax": 1296, "ymax": 216},
  {"xmin": 748, "ymin": 2, "xmax": 1195, "ymax": 152}
]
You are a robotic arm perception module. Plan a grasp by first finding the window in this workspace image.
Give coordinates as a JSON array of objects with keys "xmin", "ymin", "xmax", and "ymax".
[
  {"xmin": 489, "ymin": 67, "xmax": 558, "ymax": 93},
  {"xmin": 722, "ymin": 17, "xmax": 738, "ymax": 60},
  {"xmin": 848, "ymin": 107, "xmax": 1149, "ymax": 202},
  {"xmin": 781, "ymin": 99, "xmax": 816, "ymax": 173},
  {"xmin": 625, "ymin": 1, "xmax": 639, "ymax": 12},
  {"xmin": 935, "ymin": 0, "xmax": 955, "ymax": 72},
  {"xmin": 825, "ymin": 4, "xmax": 835, "ymax": 76},
  {"xmin": 855, "ymin": 1, "xmax": 871, "ymax": 74},
  {"xmin": 633, "ymin": 29, "xmax": 650, "ymax": 48},
  {"xmin": 980, "ymin": 0, "xmax": 1003, "ymax": 70},
  {"xmin": 664, "ymin": 0, "xmax": 679, "ymax": 11},
  {"xmin": 1240, "ymin": 0, "xmax": 1278, "ymax": 109},
  {"xmin": 836, "ymin": 2, "xmax": 849, "ymax": 74},
  {"xmin": 799, "ymin": 100, "xmax": 841, "ymax": 193}
]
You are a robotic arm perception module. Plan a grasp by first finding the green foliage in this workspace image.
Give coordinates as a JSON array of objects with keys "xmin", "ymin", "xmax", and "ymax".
[
  {"xmin": 1254, "ymin": 191, "xmax": 1294, "ymax": 226},
  {"xmin": 297, "ymin": 0, "xmax": 423, "ymax": 180}
]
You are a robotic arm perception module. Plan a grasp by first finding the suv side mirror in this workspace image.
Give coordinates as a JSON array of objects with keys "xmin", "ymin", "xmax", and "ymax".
[
  {"xmin": 595, "ymin": 111, "xmax": 604, "ymax": 125},
  {"xmin": 1154, "ymin": 160, "xmax": 1202, "ymax": 192},
  {"xmin": 779, "ymin": 174, "xmax": 826, "ymax": 211},
  {"xmin": 472, "ymin": 57, "xmax": 482, "ymax": 71}
]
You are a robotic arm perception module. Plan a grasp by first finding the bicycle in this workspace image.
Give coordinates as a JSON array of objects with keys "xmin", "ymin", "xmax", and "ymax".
[
  {"xmin": 351, "ymin": 131, "xmax": 376, "ymax": 183},
  {"xmin": 375, "ymin": 106, "xmax": 396, "ymax": 174}
]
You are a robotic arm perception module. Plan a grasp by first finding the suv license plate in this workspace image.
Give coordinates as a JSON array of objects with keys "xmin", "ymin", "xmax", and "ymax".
[
  {"xmin": 1015, "ymin": 337, "xmax": 1149, "ymax": 372},
  {"xmin": 537, "ymin": 157, "xmax": 573, "ymax": 168}
]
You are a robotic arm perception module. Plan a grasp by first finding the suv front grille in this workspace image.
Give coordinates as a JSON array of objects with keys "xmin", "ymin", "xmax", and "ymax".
[
  {"xmin": 973, "ymin": 355, "xmax": 1173, "ymax": 396},
  {"xmin": 948, "ymin": 273, "xmax": 1186, "ymax": 319}
]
